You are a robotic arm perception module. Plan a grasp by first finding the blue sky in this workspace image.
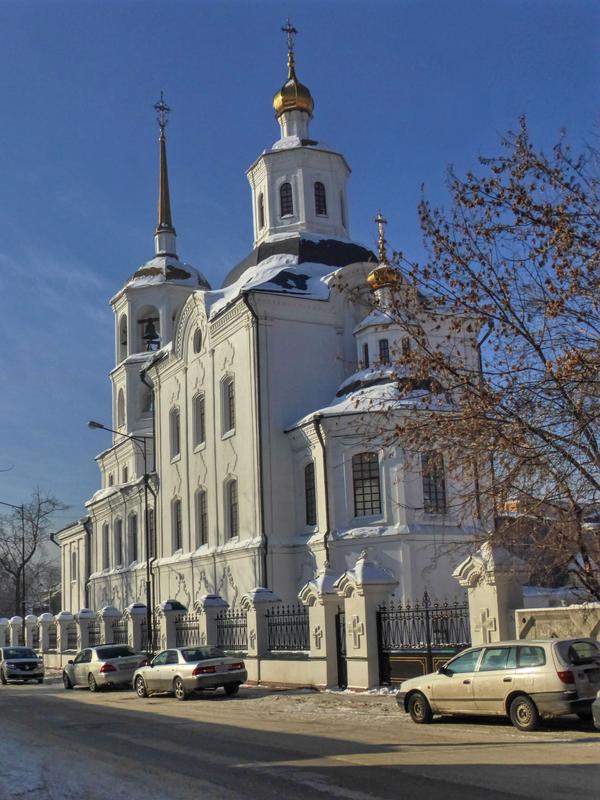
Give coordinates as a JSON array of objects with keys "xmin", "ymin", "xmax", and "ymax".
[{"xmin": 0, "ymin": 0, "xmax": 597, "ymax": 531}]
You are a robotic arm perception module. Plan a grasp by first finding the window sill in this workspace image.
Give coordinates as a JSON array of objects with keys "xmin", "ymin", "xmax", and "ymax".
[
  {"xmin": 351, "ymin": 514, "xmax": 384, "ymax": 525},
  {"xmin": 193, "ymin": 442, "xmax": 206, "ymax": 454},
  {"xmin": 221, "ymin": 429, "xmax": 235, "ymax": 441}
]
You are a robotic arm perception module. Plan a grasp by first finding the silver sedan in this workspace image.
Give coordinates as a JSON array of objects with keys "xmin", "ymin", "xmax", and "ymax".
[
  {"xmin": 132, "ymin": 646, "xmax": 247, "ymax": 701},
  {"xmin": 63, "ymin": 645, "xmax": 147, "ymax": 691}
]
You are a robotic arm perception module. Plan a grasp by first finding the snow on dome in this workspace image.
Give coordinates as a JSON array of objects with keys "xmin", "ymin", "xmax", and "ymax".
[{"xmin": 123, "ymin": 255, "xmax": 211, "ymax": 292}]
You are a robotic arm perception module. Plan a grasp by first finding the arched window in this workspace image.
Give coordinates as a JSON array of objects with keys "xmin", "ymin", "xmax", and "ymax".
[
  {"xmin": 378, "ymin": 339, "xmax": 390, "ymax": 365},
  {"xmin": 279, "ymin": 182, "xmax": 293, "ymax": 217},
  {"xmin": 170, "ymin": 408, "xmax": 181, "ymax": 458},
  {"xmin": 122, "ymin": 465, "xmax": 128, "ymax": 483},
  {"xmin": 117, "ymin": 389, "xmax": 126, "ymax": 428},
  {"xmin": 147, "ymin": 508, "xmax": 155, "ymax": 559},
  {"xmin": 71, "ymin": 550, "xmax": 77, "ymax": 582},
  {"xmin": 172, "ymin": 499, "xmax": 182, "ymax": 552},
  {"xmin": 421, "ymin": 452, "xmax": 447, "ymax": 514},
  {"xmin": 128, "ymin": 513, "xmax": 138, "ymax": 563},
  {"xmin": 119, "ymin": 314, "xmax": 128, "ymax": 361},
  {"xmin": 304, "ymin": 462, "xmax": 316, "ymax": 526},
  {"xmin": 314, "ymin": 182, "xmax": 327, "ymax": 216},
  {"xmin": 193, "ymin": 328, "xmax": 203, "ymax": 354},
  {"xmin": 138, "ymin": 305, "xmax": 160, "ymax": 352},
  {"xmin": 102, "ymin": 524, "xmax": 110, "ymax": 570},
  {"xmin": 193, "ymin": 393, "xmax": 206, "ymax": 447},
  {"xmin": 222, "ymin": 377, "xmax": 235, "ymax": 435},
  {"xmin": 108, "ymin": 473, "xmax": 114, "ymax": 488},
  {"xmin": 352, "ymin": 452, "xmax": 381, "ymax": 517},
  {"xmin": 140, "ymin": 385, "xmax": 153, "ymax": 416},
  {"xmin": 258, "ymin": 192, "xmax": 265, "ymax": 229},
  {"xmin": 226, "ymin": 479, "xmax": 239, "ymax": 538},
  {"xmin": 114, "ymin": 519, "xmax": 123, "ymax": 566},
  {"xmin": 196, "ymin": 489, "xmax": 208, "ymax": 547}
]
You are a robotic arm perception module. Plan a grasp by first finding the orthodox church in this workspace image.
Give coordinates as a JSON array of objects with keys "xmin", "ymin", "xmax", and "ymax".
[{"xmin": 57, "ymin": 32, "xmax": 478, "ymax": 614}]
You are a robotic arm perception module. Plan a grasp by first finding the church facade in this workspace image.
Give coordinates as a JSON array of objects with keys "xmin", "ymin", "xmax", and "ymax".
[{"xmin": 57, "ymin": 41, "xmax": 479, "ymax": 614}]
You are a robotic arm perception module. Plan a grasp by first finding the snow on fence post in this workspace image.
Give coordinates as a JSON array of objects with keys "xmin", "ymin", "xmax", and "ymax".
[
  {"xmin": 299, "ymin": 564, "xmax": 340, "ymax": 688},
  {"xmin": 124, "ymin": 603, "xmax": 146, "ymax": 651},
  {"xmin": 38, "ymin": 613, "xmax": 54, "ymax": 652},
  {"xmin": 24, "ymin": 614, "xmax": 38, "ymax": 648},
  {"xmin": 194, "ymin": 594, "xmax": 228, "ymax": 646},
  {"xmin": 74, "ymin": 609, "xmax": 97, "ymax": 650},
  {"xmin": 98, "ymin": 606, "xmax": 121, "ymax": 645},
  {"xmin": 334, "ymin": 552, "xmax": 398, "ymax": 690},
  {"xmin": 156, "ymin": 600, "xmax": 186, "ymax": 650},
  {"xmin": 0, "ymin": 618, "xmax": 9, "ymax": 647},
  {"xmin": 56, "ymin": 611, "xmax": 75, "ymax": 652},
  {"xmin": 9, "ymin": 616, "xmax": 23, "ymax": 646},
  {"xmin": 239, "ymin": 588, "xmax": 280, "ymax": 683}
]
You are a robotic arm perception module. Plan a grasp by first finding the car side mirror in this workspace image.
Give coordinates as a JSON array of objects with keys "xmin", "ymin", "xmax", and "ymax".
[
  {"xmin": 438, "ymin": 666, "xmax": 452, "ymax": 677},
  {"xmin": 67, "ymin": 660, "xmax": 74, "ymax": 665}
]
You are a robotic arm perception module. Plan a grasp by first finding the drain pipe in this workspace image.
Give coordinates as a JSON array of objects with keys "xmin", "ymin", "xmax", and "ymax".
[
  {"xmin": 82, "ymin": 517, "xmax": 93, "ymax": 609},
  {"xmin": 313, "ymin": 415, "xmax": 331, "ymax": 563},
  {"xmin": 241, "ymin": 294, "xmax": 268, "ymax": 588}
]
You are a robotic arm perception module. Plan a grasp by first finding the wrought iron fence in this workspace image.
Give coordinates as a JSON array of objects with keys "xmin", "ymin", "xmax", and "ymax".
[
  {"xmin": 47, "ymin": 622, "xmax": 57, "ymax": 652},
  {"xmin": 111, "ymin": 617, "xmax": 128, "ymax": 645},
  {"xmin": 32, "ymin": 625, "xmax": 40, "ymax": 651},
  {"xmin": 266, "ymin": 604, "xmax": 309, "ymax": 652},
  {"xmin": 174, "ymin": 613, "xmax": 202, "ymax": 647},
  {"xmin": 216, "ymin": 608, "xmax": 248, "ymax": 652},
  {"xmin": 88, "ymin": 619, "xmax": 101, "ymax": 647},
  {"xmin": 66, "ymin": 621, "xmax": 78, "ymax": 651},
  {"xmin": 140, "ymin": 618, "xmax": 160, "ymax": 654},
  {"xmin": 378, "ymin": 593, "xmax": 470, "ymax": 651}
]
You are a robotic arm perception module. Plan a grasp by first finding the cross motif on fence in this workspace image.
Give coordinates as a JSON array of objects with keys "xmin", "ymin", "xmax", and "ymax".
[
  {"xmin": 348, "ymin": 615, "xmax": 364, "ymax": 649},
  {"xmin": 477, "ymin": 608, "xmax": 497, "ymax": 643},
  {"xmin": 249, "ymin": 628, "xmax": 256, "ymax": 649},
  {"xmin": 313, "ymin": 624, "xmax": 323, "ymax": 649}
]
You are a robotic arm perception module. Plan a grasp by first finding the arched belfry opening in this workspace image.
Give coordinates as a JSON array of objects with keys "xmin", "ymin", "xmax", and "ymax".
[
  {"xmin": 137, "ymin": 305, "xmax": 161, "ymax": 352},
  {"xmin": 119, "ymin": 314, "xmax": 128, "ymax": 361}
]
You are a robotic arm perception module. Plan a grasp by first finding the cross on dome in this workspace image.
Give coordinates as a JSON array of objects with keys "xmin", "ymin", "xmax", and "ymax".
[
  {"xmin": 281, "ymin": 19, "xmax": 298, "ymax": 54},
  {"xmin": 154, "ymin": 91, "xmax": 170, "ymax": 137}
]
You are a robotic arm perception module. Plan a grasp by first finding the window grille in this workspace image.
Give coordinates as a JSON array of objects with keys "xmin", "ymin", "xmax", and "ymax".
[
  {"xmin": 115, "ymin": 519, "xmax": 123, "ymax": 566},
  {"xmin": 363, "ymin": 342, "xmax": 369, "ymax": 368},
  {"xmin": 314, "ymin": 181, "xmax": 327, "ymax": 216},
  {"xmin": 102, "ymin": 524, "xmax": 110, "ymax": 570},
  {"xmin": 128, "ymin": 514, "xmax": 138, "ymax": 562},
  {"xmin": 422, "ymin": 452, "xmax": 447, "ymax": 514},
  {"xmin": 170, "ymin": 408, "xmax": 181, "ymax": 458},
  {"xmin": 304, "ymin": 462, "xmax": 316, "ymax": 526},
  {"xmin": 222, "ymin": 378, "xmax": 235, "ymax": 434},
  {"xmin": 193, "ymin": 394, "xmax": 205, "ymax": 446},
  {"xmin": 280, "ymin": 182, "xmax": 293, "ymax": 217},
  {"xmin": 173, "ymin": 499, "xmax": 182, "ymax": 551},
  {"xmin": 352, "ymin": 452, "xmax": 381, "ymax": 517},
  {"xmin": 258, "ymin": 193, "xmax": 265, "ymax": 228},
  {"xmin": 196, "ymin": 490, "xmax": 208, "ymax": 546},
  {"xmin": 379, "ymin": 339, "xmax": 390, "ymax": 365},
  {"xmin": 227, "ymin": 480, "xmax": 239, "ymax": 538}
]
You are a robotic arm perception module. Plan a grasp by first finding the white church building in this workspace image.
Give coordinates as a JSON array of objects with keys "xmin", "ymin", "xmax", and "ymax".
[{"xmin": 57, "ymin": 37, "xmax": 479, "ymax": 615}]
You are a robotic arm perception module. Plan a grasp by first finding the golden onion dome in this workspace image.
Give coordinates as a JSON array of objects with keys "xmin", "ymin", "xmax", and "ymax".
[
  {"xmin": 367, "ymin": 264, "xmax": 402, "ymax": 291},
  {"xmin": 273, "ymin": 52, "xmax": 314, "ymax": 118}
]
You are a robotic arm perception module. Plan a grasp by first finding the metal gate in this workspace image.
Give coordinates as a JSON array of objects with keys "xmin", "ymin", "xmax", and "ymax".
[
  {"xmin": 335, "ymin": 609, "xmax": 347, "ymax": 689},
  {"xmin": 377, "ymin": 592, "xmax": 470, "ymax": 686}
]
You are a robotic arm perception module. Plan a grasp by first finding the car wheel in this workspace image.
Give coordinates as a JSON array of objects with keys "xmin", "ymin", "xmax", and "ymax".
[
  {"xmin": 63, "ymin": 672, "xmax": 73, "ymax": 690},
  {"xmin": 509, "ymin": 694, "xmax": 539, "ymax": 732},
  {"xmin": 0, "ymin": 670, "xmax": 7, "ymax": 686},
  {"xmin": 224, "ymin": 683, "xmax": 240, "ymax": 696},
  {"xmin": 88, "ymin": 673, "xmax": 99, "ymax": 693},
  {"xmin": 135, "ymin": 676, "xmax": 148, "ymax": 698},
  {"xmin": 173, "ymin": 677, "xmax": 188, "ymax": 701},
  {"xmin": 408, "ymin": 692, "xmax": 433, "ymax": 724},
  {"xmin": 577, "ymin": 711, "xmax": 593, "ymax": 722}
]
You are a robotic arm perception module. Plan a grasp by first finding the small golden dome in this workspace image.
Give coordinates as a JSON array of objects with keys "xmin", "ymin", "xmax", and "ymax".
[
  {"xmin": 367, "ymin": 265, "xmax": 402, "ymax": 291},
  {"xmin": 273, "ymin": 53, "xmax": 314, "ymax": 118}
]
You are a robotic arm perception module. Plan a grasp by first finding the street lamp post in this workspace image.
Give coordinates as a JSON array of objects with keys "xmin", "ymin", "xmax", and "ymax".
[
  {"xmin": 0, "ymin": 499, "xmax": 26, "ymax": 644},
  {"xmin": 88, "ymin": 421, "xmax": 155, "ymax": 657}
]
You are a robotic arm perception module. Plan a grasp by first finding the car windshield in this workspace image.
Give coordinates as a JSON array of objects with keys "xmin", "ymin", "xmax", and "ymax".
[
  {"xmin": 95, "ymin": 646, "xmax": 136, "ymax": 660},
  {"xmin": 3, "ymin": 648, "xmax": 37, "ymax": 660},
  {"xmin": 181, "ymin": 647, "xmax": 226, "ymax": 662},
  {"xmin": 558, "ymin": 640, "xmax": 600, "ymax": 666}
]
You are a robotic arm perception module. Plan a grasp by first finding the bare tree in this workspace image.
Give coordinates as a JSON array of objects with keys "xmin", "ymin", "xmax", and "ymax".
[
  {"xmin": 0, "ymin": 490, "xmax": 67, "ymax": 616},
  {"xmin": 383, "ymin": 117, "xmax": 600, "ymax": 597}
]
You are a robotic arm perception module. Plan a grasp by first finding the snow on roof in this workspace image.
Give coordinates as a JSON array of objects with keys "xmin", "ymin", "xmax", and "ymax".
[
  {"xmin": 353, "ymin": 307, "xmax": 397, "ymax": 334},
  {"xmin": 205, "ymin": 253, "xmax": 335, "ymax": 318},
  {"xmin": 337, "ymin": 365, "xmax": 399, "ymax": 394},
  {"xmin": 269, "ymin": 136, "xmax": 335, "ymax": 153},
  {"xmin": 264, "ymin": 230, "xmax": 353, "ymax": 245},
  {"xmin": 121, "ymin": 256, "xmax": 210, "ymax": 293}
]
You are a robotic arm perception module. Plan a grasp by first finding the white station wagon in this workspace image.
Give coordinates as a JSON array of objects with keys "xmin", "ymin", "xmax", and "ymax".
[{"xmin": 397, "ymin": 638, "xmax": 600, "ymax": 731}]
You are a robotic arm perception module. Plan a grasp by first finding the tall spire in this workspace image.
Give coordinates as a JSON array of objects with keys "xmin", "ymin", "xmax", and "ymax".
[
  {"xmin": 375, "ymin": 210, "xmax": 389, "ymax": 265},
  {"xmin": 273, "ymin": 19, "xmax": 314, "ymax": 125},
  {"xmin": 153, "ymin": 92, "xmax": 177, "ymax": 257},
  {"xmin": 283, "ymin": 18, "xmax": 298, "ymax": 81}
]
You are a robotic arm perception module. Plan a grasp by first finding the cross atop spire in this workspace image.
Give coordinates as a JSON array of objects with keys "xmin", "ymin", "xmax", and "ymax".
[
  {"xmin": 375, "ymin": 210, "xmax": 388, "ymax": 264},
  {"xmin": 282, "ymin": 19, "xmax": 298, "ymax": 53},
  {"xmin": 154, "ymin": 91, "xmax": 170, "ymax": 139}
]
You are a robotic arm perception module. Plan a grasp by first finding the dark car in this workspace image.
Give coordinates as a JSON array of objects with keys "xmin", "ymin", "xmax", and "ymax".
[{"xmin": 0, "ymin": 646, "xmax": 45, "ymax": 684}]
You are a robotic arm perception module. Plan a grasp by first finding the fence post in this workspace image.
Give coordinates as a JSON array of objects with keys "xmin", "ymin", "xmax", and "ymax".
[
  {"xmin": 195, "ymin": 594, "xmax": 228, "ymax": 646},
  {"xmin": 240, "ymin": 588, "xmax": 281, "ymax": 684},
  {"xmin": 56, "ymin": 611, "xmax": 75, "ymax": 652},
  {"xmin": 38, "ymin": 613, "xmax": 54, "ymax": 652},
  {"xmin": 98, "ymin": 606, "xmax": 121, "ymax": 645},
  {"xmin": 299, "ymin": 565, "xmax": 340, "ymax": 688},
  {"xmin": 125, "ymin": 603, "xmax": 147, "ymax": 651},
  {"xmin": 75, "ymin": 609, "xmax": 96, "ymax": 650},
  {"xmin": 9, "ymin": 616, "xmax": 23, "ymax": 646},
  {"xmin": 0, "ymin": 618, "xmax": 9, "ymax": 647},
  {"xmin": 24, "ymin": 614, "xmax": 38, "ymax": 648},
  {"xmin": 335, "ymin": 552, "xmax": 398, "ymax": 690},
  {"xmin": 156, "ymin": 600, "xmax": 186, "ymax": 650}
]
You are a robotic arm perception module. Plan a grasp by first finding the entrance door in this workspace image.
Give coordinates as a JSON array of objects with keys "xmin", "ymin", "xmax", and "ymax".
[{"xmin": 335, "ymin": 610, "xmax": 347, "ymax": 689}]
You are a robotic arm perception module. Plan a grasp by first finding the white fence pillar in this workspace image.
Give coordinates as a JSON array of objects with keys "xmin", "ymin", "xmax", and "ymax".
[
  {"xmin": 0, "ymin": 618, "xmax": 9, "ymax": 647},
  {"xmin": 98, "ymin": 606, "xmax": 122, "ymax": 645},
  {"xmin": 299, "ymin": 565, "xmax": 341, "ymax": 688},
  {"xmin": 9, "ymin": 616, "xmax": 23, "ymax": 646},
  {"xmin": 195, "ymin": 594, "xmax": 228, "ymax": 646}
]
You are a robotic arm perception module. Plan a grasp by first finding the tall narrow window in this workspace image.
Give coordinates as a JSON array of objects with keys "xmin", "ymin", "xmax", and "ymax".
[
  {"xmin": 140, "ymin": 385, "xmax": 153, "ymax": 416},
  {"xmin": 108, "ymin": 474, "xmax": 114, "ymax": 488},
  {"xmin": 258, "ymin": 192, "xmax": 265, "ymax": 229},
  {"xmin": 115, "ymin": 519, "xmax": 123, "ymax": 566},
  {"xmin": 122, "ymin": 465, "xmax": 128, "ymax": 483},
  {"xmin": 352, "ymin": 452, "xmax": 381, "ymax": 517},
  {"xmin": 227, "ymin": 480, "xmax": 239, "ymax": 538},
  {"xmin": 117, "ymin": 389, "xmax": 126, "ymax": 428},
  {"xmin": 148, "ymin": 508, "xmax": 155, "ymax": 559},
  {"xmin": 193, "ymin": 393, "xmax": 206, "ymax": 447},
  {"xmin": 71, "ymin": 550, "xmax": 77, "ymax": 582},
  {"xmin": 222, "ymin": 377, "xmax": 235, "ymax": 435},
  {"xmin": 363, "ymin": 343, "xmax": 369, "ymax": 369},
  {"xmin": 196, "ymin": 490, "xmax": 208, "ymax": 547},
  {"xmin": 314, "ymin": 181, "xmax": 327, "ymax": 216},
  {"xmin": 170, "ymin": 408, "xmax": 181, "ymax": 458},
  {"xmin": 172, "ymin": 499, "xmax": 182, "ymax": 551},
  {"xmin": 128, "ymin": 513, "xmax": 138, "ymax": 563},
  {"xmin": 102, "ymin": 524, "xmax": 110, "ymax": 570},
  {"xmin": 304, "ymin": 462, "xmax": 317, "ymax": 526},
  {"xmin": 422, "ymin": 452, "xmax": 447, "ymax": 514},
  {"xmin": 280, "ymin": 182, "xmax": 293, "ymax": 217},
  {"xmin": 119, "ymin": 315, "xmax": 128, "ymax": 361},
  {"xmin": 379, "ymin": 338, "xmax": 390, "ymax": 365}
]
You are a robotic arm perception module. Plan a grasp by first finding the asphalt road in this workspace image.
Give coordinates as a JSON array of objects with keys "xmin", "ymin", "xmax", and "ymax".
[{"xmin": 1, "ymin": 678, "xmax": 598, "ymax": 800}]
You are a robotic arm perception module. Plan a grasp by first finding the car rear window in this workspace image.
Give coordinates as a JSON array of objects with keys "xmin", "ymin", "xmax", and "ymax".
[
  {"xmin": 2, "ymin": 648, "xmax": 37, "ymax": 660},
  {"xmin": 181, "ymin": 647, "xmax": 226, "ymax": 662},
  {"xmin": 95, "ymin": 646, "xmax": 136, "ymax": 659},
  {"xmin": 562, "ymin": 640, "xmax": 600, "ymax": 666},
  {"xmin": 517, "ymin": 645, "xmax": 546, "ymax": 668}
]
